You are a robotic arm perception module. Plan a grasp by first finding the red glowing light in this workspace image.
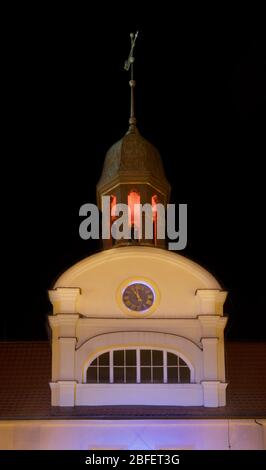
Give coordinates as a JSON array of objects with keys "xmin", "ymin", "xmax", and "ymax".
[
  {"xmin": 110, "ymin": 195, "xmax": 117, "ymax": 222},
  {"xmin": 128, "ymin": 191, "xmax": 141, "ymax": 232}
]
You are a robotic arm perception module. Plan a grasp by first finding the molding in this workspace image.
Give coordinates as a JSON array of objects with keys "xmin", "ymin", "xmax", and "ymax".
[
  {"xmin": 58, "ymin": 337, "xmax": 77, "ymax": 343},
  {"xmin": 198, "ymin": 315, "xmax": 222, "ymax": 325},
  {"xmin": 50, "ymin": 381, "xmax": 77, "ymax": 407},
  {"xmin": 49, "ymin": 314, "xmax": 80, "ymax": 327},
  {"xmin": 48, "ymin": 288, "xmax": 81, "ymax": 314},
  {"xmin": 198, "ymin": 316, "xmax": 227, "ymax": 337},
  {"xmin": 218, "ymin": 382, "xmax": 228, "ymax": 406},
  {"xmin": 76, "ymin": 330, "xmax": 202, "ymax": 352},
  {"xmin": 48, "ymin": 314, "xmax": 79, "ymax": 338},
  {"xmin": 201, "ymin": 381, "xmax": 221, "ymax": 407},
  {"xmin": 195, "ymin": 289, "xmax": 223, "ymax": 300},
  {"xmin": 196, "ymin": 289, "xmax": 228, "ymax": 315},
  {"xmin": 201, "ymin": 337, "xmax": 219, "ymax": 344}
]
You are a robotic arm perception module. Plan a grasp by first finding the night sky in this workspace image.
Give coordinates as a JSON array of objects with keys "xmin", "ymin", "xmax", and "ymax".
[{"xmin": 4, "ymin": 14, "xmax": 266, "ymax": 341}]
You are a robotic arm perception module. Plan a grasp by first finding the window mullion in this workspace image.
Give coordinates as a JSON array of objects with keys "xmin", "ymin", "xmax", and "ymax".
[
  {"xmin": 151, "ymin": 350, "xmax": 153, "ymax": 383},
  {"xmin": 137, "ymin": 349, "xmax": 140, "ymax": 383},
  {"xmin": 110, "ymin": 351, "xmax": 113, "ymax": 383},
  {"xmin": 124, "ymin": 350, "xmax": 126, "ymax": 384},
  {"xmin": 163, "ymin": 350, "xmax": 167, "ymax": 383}
]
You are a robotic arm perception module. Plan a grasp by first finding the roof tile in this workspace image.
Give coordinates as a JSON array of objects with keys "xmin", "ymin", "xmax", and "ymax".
[{"xmin": 0, "ymin": 341, "xmax": 265, "ymax": 419}]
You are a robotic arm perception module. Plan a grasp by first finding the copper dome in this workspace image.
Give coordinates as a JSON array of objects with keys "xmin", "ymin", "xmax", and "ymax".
[{"xmin": 97, "ymin": 128, "xmax": 170, "ymax": 192}]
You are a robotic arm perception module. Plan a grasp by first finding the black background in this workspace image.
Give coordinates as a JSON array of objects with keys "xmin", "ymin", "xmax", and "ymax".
[{"xmin": 3, "ymin": 8, "xmax": 266, "ymax": 341}]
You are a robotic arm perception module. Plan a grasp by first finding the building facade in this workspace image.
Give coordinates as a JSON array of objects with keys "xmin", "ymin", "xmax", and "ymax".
[{"xmin": 0, "ymin": 48, "xmax": 265, "ymax": 449}]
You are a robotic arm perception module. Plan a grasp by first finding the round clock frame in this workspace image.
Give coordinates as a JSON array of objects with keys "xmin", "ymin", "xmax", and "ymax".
[
  {"xmin": 122, "ymin": 282, "xmax": 154, "ymax": 312},
  {"xmin": 117, "ymin": 278, "xmax": 160, "ymax": 317}
]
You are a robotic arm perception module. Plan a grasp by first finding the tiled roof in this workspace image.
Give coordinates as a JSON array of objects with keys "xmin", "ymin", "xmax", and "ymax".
[{"xmin": 0, "ymin": 341, "xmax": 265, "ymax": 420}]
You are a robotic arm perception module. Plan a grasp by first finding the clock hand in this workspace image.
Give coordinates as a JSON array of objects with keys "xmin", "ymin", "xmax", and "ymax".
[{"xmin": 133, "ymin": 287, "xmax": 141, "ymax": 301}]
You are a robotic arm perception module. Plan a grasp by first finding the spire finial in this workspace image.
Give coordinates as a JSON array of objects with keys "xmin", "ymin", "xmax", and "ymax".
[{"xmin": 124, "ymin": 31, "xmax": 138, "ymax": 133}]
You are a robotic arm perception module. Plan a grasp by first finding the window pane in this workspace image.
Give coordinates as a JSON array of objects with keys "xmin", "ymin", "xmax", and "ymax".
[
  {"xmin": 141, "ymin": 367, "xmax": 151, "ymax": 383},
  {"xmin": 114, "ymin": 367, "xmax": 124, "ymax": 383},
  {"xmin": 87, "ymin": 367, "xmax": 97, "ymax": 383},
  {"xmin": 167, "ymin": 352, "xmax": 178, "ymax": 366},
  {"xmin": 126, "ymin": 350, "xmax": 136, "ymax": 366},
  {"xmin": 167, "ymin": 367, "xmax": 179, "ymax": 383},
  {"xmin": 99, "ymin": 367, "xmax": 109, "ymax": 383},
  {"xmin": 114, "ymin": 350, "xmax": 124, "ymax": 366},
  {"xmin": 90, "ymin": 358, "xmax": 97, "ymax": 367},
  {"xmin": 153, "ymin": 366, "xmax": 164, "ymax": 383},
  {"xmin": 140, "ymin": 350, "xmax": 151, "ymax": 366},
  {"xmin": 179, "ymin": 367, "xmax": 190, "ymax": 383},
  {"xmin": 99, "ymin": 352, "xmax": 110, "ymax": 366},
  {"xmin": 152, "ymin": 350, "xmax": 163, "ymax": 366},
  {"xmin": 179, "ymin": 357, "xmax": 187, "ymax": 366},
  {"xmin": 126, "ymin": 367, "xmax": 137, "ymax": 383}
]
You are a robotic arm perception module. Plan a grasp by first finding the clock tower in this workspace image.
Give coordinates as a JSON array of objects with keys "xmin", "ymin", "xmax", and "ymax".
[{"xmin": 48, "ymin": 33, "xmax": 228, "ymax": 409}]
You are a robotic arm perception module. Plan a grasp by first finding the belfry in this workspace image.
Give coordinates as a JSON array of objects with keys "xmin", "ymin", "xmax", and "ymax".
[{"xmin": 97, "ymin": 32, "xmax": 170, "ymax": 249}]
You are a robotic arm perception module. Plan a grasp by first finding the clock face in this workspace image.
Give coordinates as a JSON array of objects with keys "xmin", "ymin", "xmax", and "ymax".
[{"xmin": 122, "ymin": 283, "xmax": 154, "ymax": 312}]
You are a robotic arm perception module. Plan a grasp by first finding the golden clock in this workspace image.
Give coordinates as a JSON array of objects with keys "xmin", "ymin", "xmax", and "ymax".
[{"xmin": 122, "ymin": 283, "xmax": 154, "ymax": 312}]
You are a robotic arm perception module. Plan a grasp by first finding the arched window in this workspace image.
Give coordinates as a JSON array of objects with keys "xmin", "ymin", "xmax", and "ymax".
[{"xmin": 86, "ymin": 349, "xmax": 191, "ymax": 384}]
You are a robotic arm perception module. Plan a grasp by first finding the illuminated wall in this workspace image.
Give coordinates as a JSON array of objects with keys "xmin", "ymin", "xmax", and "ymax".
[
  {"xmin": 0, "ymin": 420, "xmax": 265, "ymax": 450},
  {"xmin": 48, "ymin": 246, "xmax": 228, "ymax": 408}
]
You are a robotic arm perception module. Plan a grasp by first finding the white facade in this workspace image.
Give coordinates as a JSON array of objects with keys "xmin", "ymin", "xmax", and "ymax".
[
  {"xmin": 1, "ymin": 247, "xmax": 265, "ymax": 450},
  {"xmin": 48, "ymin": 246, "xmax": 228, "ymax": 408},
  {"xmin": 1, "ymin": 419, "xmax": 265, "ymax": 450}
]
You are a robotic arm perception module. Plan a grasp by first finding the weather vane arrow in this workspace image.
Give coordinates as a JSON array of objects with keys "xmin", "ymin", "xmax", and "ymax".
[
  {"xmin": 124, "ymin": 31, "xmax": 139, "ymax": 132},
  {"xmin": 124, "ymin": 31, "xmax": 139, "ymax": 71}
]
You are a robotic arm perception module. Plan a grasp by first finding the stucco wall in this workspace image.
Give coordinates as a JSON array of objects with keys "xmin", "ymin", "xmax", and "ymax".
[
  {"xmin": 52, "ymin": 247, "xmax": 222, "ymax": 318},
  {"xmin": 0, "ymin": 420, "xmax": 265, "ymax": 450}
]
